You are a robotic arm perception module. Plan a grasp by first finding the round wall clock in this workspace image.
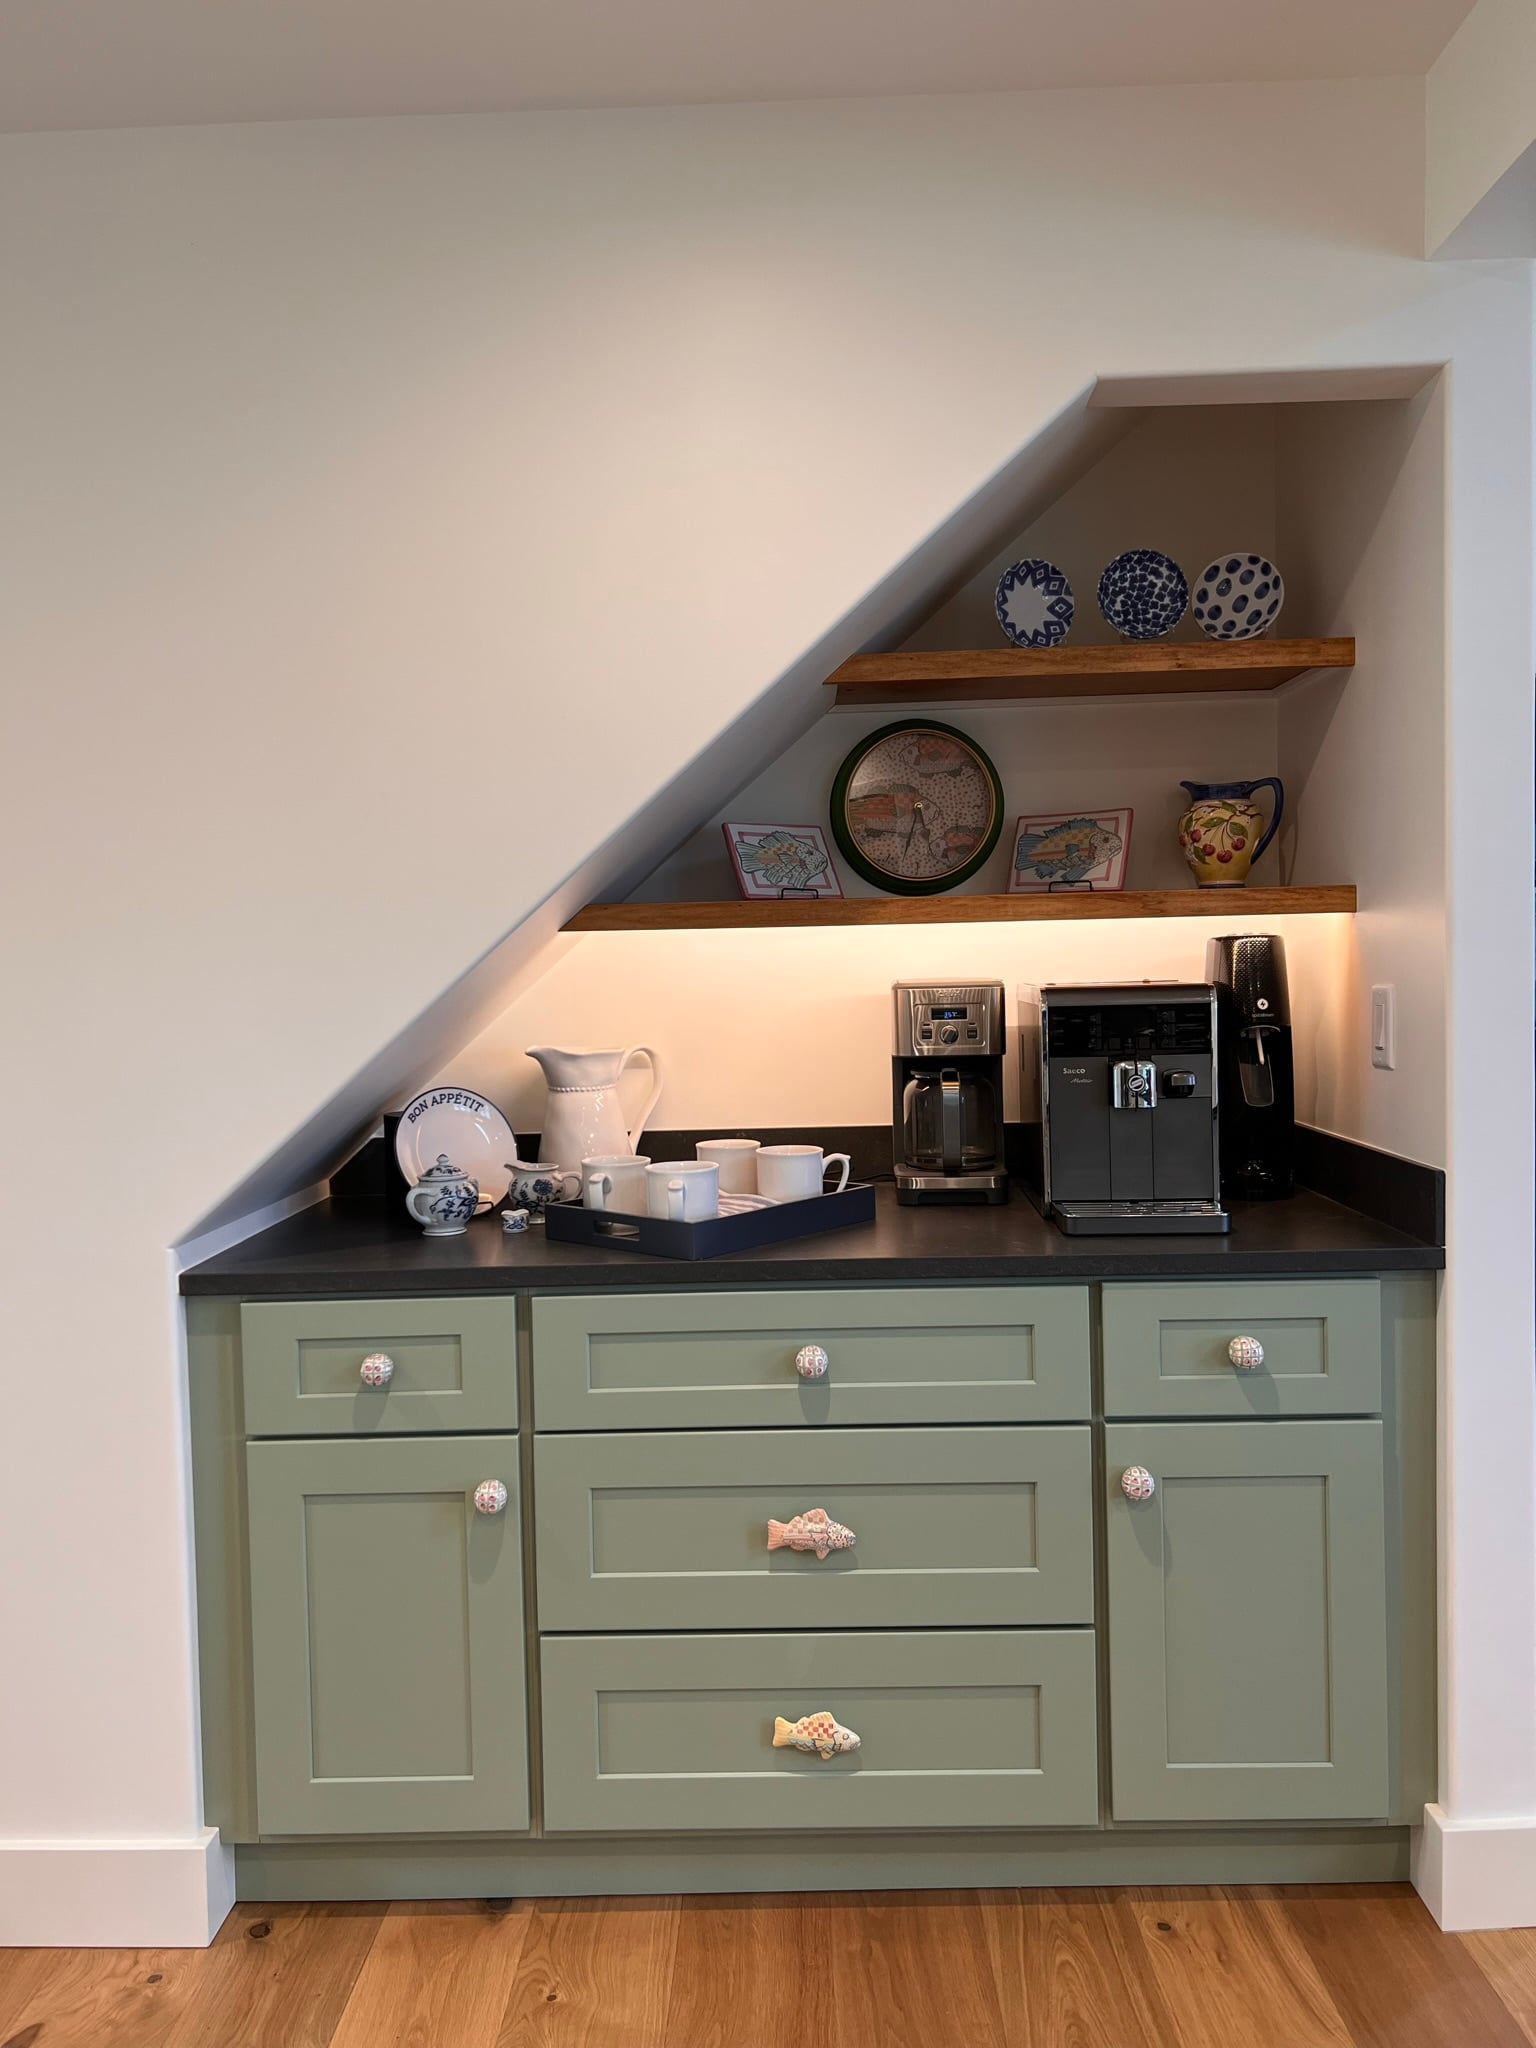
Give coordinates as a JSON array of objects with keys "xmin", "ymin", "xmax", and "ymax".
[{"xmin": 830, "ymin": 719, "xmax": 1005, "ymax": 894}]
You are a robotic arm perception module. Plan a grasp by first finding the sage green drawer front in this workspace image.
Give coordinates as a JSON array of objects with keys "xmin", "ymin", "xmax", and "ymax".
[
  {"xmin": 531, "ymin": 1288, "xmax": 1092, "ymax": 1430},
  {"xmin": 1101, "ymin": 1280, "xmax": 1381, "ymax": 1418},
  {"xmin": 540, "ymin": 1630, "xmax": 1099, "ymax": 1833},
  {"xmin": 1105, "ymin": 1419, "xmax": 1388, "ymax": 1823},
  {"xmin": 240, "ymin": 1297, "xmax": 518, "ymax": 1436},
  {"xmin": 246, "ymin": 1435, "xmax": 528, "ymax": 1835},
  {"xmin": 534, "ymin": 1426, "xmax": 1094, "ymax": 1631}
]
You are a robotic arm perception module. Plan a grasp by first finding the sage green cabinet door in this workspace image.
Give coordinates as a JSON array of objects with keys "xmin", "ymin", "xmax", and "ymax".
[
  {"xmin": 241, "ymin": 1297, "xmax": 518, "ymax": 1436},
  {"xmin": 1102, "ymin": 1280, "xmax": 1381, "ymax": 1418},
  {"xmin": 1105, "ymin": 1420, "xmax": 1388, "ymax": 1822},
  {"xmin": 535, "ymin": 1427, "xmax": 1093, "ymax": 1631},
  {"xmin": 541, "ymin": 1631, "xmax": 1099, "ymax": 1833},
  {"xmin": 246, "ymin": 1436, "xmax": 528, "ymax": 1834},
  {"xmin": 531, "ymin": 1287, "xmax": 1091, "ymax": 1430}
]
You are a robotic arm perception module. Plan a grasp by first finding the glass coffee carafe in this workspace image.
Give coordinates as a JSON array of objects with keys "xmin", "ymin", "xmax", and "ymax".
[{"xmin": 901, "ymin": 1067, "xmax": 1002, "ymax": 1176}]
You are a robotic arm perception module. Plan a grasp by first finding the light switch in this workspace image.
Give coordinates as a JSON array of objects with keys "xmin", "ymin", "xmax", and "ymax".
[{"xmin": 1371, "ymin": 985, "xmax": 1396, "ymax": 1070}]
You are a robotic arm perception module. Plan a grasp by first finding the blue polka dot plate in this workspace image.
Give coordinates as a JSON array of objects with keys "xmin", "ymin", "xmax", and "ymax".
[{"xmin": 1192, "ymin": 552, "xmax": 1285, "ymax": 640}]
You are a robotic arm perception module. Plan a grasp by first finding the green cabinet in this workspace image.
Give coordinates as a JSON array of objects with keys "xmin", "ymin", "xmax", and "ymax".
[
  {"xmin": 531, "ymin": 1286, "xmax": 1092, "ymax": 1430},
  {"xmin": 240, "ymin": 1297, "xmax": 518, "ymax": 1436},
  {"xmin": 1104, "ymin": 1419, "xmax": 1389, "ymax": 1822},
  {"xmin": 1101, "ymin": 1279, "xmax": 1381, "ymax": 1418},
  {"xmin": 245, "ymin": 1436, "xmax": 528, "ymax": 1835},
  {"xmin": 534, "ymin": 1426, "xmax": 1094, "ymax": 1631},
  {"xmin": 540, "ymin": 1630, "xmax": 1100, "ymax": 1833}
]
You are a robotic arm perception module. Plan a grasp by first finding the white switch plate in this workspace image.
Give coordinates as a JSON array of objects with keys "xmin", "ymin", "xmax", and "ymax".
[{"xmin": 1371, "ymin": 985, "xmax": 1396, "ymax": 1070}]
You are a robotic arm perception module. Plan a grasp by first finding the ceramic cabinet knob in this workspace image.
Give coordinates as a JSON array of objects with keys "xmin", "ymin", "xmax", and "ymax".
[
  {"xmin": 359, "ymin": 1352, "xmax": 394, "ymax": 1388},
  {"xmin": 473, "ymin": 1479, "xmax": 509, "ymax": 1516},
  {"xmin": 795, "ymin": 1345, "xmax": 830, "ymax": 1380},
  {"xmin": 1121, "ymin": 1466, "xmax": 1157, "ymax": 1503},
  {"xmin": 1227, "ymin": 1334, "xmax": 1265, "ymax": 1371}
]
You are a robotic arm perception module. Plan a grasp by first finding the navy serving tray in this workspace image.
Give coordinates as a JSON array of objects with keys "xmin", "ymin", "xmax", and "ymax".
[{"xmin": 542, "ymin": 1182, "xmax": 878, "ymax": 1260}]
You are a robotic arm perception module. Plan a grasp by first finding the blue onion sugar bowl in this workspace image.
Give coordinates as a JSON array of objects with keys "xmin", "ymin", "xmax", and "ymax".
[
  {"xmin": 1192, "ymin": 552, "xmax": 1285, "ymax": 640},
  {"xmin": 1097, "ymin": 549, "xmax": 1189, "ymax": 640}
]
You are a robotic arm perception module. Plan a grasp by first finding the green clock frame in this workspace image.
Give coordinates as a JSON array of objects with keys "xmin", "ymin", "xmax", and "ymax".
[{"xmin": 830, "ymin": 718, "xmax": 1006, "ymax": 895}]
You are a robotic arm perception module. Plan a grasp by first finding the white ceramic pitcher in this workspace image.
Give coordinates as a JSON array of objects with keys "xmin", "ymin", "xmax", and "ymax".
[{"xmin": 526, "ymin": 1045, "xmax": 662, "ymax": 1168}]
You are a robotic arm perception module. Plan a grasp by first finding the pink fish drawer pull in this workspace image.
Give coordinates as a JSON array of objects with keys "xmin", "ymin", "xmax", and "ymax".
[
  {"xmin": 772, "ymin": 1711, "xmax": 861, "ymax": 1760},
  {"xmin": 765, "ymin": 1508, "xmax": 856, "ymax": 1560}
]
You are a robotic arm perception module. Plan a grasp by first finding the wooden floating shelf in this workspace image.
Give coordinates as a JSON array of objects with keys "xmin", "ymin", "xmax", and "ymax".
[
  {"xmin": 564, "ymin": 886, "xmax": 1357, "ymax": 933},
  {"xmin": 827, "ymin": 637, "xmax": 1355, "ymax": 705}
]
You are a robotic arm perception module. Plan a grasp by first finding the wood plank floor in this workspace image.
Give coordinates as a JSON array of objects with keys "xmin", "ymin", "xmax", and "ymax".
[{"xmin": 4, "ymin": 1886, "xmax": 1536, "ymax": 2048}]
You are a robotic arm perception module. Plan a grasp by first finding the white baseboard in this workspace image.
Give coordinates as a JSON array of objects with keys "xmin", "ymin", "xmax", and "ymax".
[
  {"xmin": 0, "ymin": 1829, "xmax": 235, "ymax": 1947},
  {"xmin": 1413, "ymin": 1804, "xmax": 1536, "ymax": 1929}
]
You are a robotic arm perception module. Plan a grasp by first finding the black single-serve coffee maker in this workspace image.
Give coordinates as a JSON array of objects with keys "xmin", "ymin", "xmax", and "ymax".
[
  {"xmin": 891, "ymin": 981, "xmax": 1009, "ymax": 1204},
  {"xmin": 1206, "ymin": 933, "xmax": 1296, "ymax": 1200}
]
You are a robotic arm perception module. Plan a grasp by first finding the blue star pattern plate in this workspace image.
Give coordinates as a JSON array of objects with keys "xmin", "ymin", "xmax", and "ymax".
[
  {"xmin": 1097, "ymin": 549, "xmax": 1189, "ymax": 640},
  {"xmin": 1192, "ymin": 552, "xmax": 1285, "ymax": 640},
  {"xmin": 994, "ymin": 557, "xmax": 1074, "ymax": 648}
]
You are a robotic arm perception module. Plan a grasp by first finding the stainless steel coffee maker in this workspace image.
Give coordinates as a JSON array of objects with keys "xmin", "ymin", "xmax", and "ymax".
[{"xmin": 891, "ymin": 981, "xmax": 1009, "ymax": 1204}]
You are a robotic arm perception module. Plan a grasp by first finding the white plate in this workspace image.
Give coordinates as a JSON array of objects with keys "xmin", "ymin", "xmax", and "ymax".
[{"xmin": 395, "ymin": 1087, "xmax": 516, "ymax": 1210}]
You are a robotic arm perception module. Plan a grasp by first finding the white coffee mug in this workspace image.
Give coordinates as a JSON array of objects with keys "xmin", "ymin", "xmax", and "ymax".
[
  {"xmin": 756, "ymin": 1144, "xmax": 852, "ymax": 1203},
  {"xmin": 696, "ymin": 1138, "xmax": 760, "ymax": 1195},
  {"xmin": 583, "ymin": 1153, "xmax": 650, "ymax": 1212},
  {"xmin": 646, "ymin": 1160, "xmax": 720, "ymax": 1221}
]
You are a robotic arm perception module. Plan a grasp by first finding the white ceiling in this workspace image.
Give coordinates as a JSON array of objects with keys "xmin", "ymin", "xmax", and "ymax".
[{"xmin": 0, "ymin": 0, "xmax": 1474, "ymax": 135}]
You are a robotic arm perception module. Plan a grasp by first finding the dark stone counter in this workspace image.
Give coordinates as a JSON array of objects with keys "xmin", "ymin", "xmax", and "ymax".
[{"xmin": 181, "ymin": 1184, "xmax": 1442, "ymax": 1297}]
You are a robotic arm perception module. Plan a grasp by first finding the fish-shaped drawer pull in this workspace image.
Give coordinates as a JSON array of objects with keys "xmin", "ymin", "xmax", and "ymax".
[
  {"xmin": 772, "ymin": 1711, "xmax": 861, "ymax": 1760},
  {"xmin": 765, "ymin": 1508, "xmax": 856, "ymax": 1560}
]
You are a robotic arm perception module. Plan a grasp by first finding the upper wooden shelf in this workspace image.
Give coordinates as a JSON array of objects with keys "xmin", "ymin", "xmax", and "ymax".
[
  {"xmin": 827, "ymin": 637, "xmax": 1354, "ymax": 704},
  {"xmin": 564, "ymin": 885, "xmax": 1356, "ymax": 933}
]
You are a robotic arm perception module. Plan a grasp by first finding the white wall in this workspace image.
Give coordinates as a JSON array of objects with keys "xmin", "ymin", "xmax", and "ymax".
[
  {"xmin": 2, "ymin": 81, "xmax": 1532, "ymax": 1938},
  {"xmin": 1427, "ymin": 0, "xmax": 1536, "ymax": 257},
  {"xmin": 1274, "ymin": 387, "xmax": 1447, "ymax": 1167}
]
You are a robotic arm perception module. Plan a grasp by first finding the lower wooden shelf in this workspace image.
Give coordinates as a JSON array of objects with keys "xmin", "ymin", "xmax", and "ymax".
[{"xmin": 563, "ymin": 886, "xmax": 1356, "ymax": 932}]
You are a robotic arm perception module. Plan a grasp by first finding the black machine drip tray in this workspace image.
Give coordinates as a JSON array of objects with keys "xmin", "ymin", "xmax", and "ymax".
[{"xmin": 1051, "ymin": 1199, "xmax": 1230, "ymax": 1237}]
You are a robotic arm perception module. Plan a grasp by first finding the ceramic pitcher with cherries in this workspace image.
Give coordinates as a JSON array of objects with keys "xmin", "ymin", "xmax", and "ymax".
[
  {"xmin": 1177, "ymin": 777, "xmax": 1284, "ymax": 886},
  {"xmin": 526, "ymin": 1045, "xmax": 663, "ymax": 1167}
]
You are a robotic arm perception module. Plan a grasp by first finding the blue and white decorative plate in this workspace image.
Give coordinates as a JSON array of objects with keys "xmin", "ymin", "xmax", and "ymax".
[
  {"xmin": 1097, "ymin": 549, "xmax": 1189, "ymax": 640},
  {"xmin": 995, "ymin": 557, "xmax": 1074, "ymax": 648},
  {"xmin": 1192, "ymin": 552, "xmax": 1285, "ymax": 640}
]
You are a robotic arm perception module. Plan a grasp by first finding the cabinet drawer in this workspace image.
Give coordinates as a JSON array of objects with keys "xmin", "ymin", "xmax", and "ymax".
[
  {"xmin": 540, "ymin": 1631, "xmax": 1098, "ymax": 1832},
  {"xmin": 246, "ymin": 1435, "xmax": 528, "ymax": 1835},
  {"xmin": 1102, "ymin": 1280, "xmax": 1381, "ymax": 1418},
  {"xmin": 531, "ymin": 1288, "xmax": 1091, "ymax": 1430},
  {"xmin": 240, "ymin": 1298, "xmax": 518, "ymax": 1435},
  {"xmin": 535, "ymin": 1427, "xmax": 1093, "ymax": 1631}
]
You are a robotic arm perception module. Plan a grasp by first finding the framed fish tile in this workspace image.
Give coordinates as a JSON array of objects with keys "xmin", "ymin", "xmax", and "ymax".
[
  {"xmin": 723, "ymin": 821, "xmax": 844, "ymax": 899},
  {"xmin": 1009, "ymin": 807, "xmax": 1133, "ymax": 893}
]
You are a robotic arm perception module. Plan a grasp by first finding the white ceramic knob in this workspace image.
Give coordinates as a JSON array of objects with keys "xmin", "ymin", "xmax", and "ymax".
[
  {"xmin": 359, "ymin": 1352, "xmax": 394, "ymax": 1388},
  {"xmin": 1121, "ymin": 1466, "xmax": 1156, "ymax": 1503},
  {"xmin": 473, "ymin": 1479, "xmax": 508, "ymax": 1516},
  {"xmin": 1228, "ymin": 1334, "xmax": 1265, "ymax": 1372},
  {"xmin": 795, "ymin": 1344, "xmax": 830, "ymax": 1380}
]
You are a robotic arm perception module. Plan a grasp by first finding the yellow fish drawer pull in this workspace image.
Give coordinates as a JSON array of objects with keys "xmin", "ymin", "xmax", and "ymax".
[
  {"xmin": 765, "ymin": 1508, "xmax": 857, "ymax": 1560},
  {"xmin": 772, "ymin": 1711, "xmax": 861, "ymax": 1760}
]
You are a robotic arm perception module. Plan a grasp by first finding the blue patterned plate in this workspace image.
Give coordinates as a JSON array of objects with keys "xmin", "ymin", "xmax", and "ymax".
[
  {"xmin": 1097, "ymin": 548, "xmax": 1189, "ymax": 640},
  {"xmin": 1192, "ymin": 552, "xmax": 1285, "ymax": 640},
  {"xmin": 995, "ymin": 557, "xmax": 1075, "ymax": 648}
]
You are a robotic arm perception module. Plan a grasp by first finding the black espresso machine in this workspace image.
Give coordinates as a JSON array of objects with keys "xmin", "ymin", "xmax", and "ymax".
[
  {"xmin": 1020, "ymin": 982, "xmax": 1228, "ymax": 1233},
  {"xmin": 892, "ymin": 981, "xmax": 1009, "ymax": 1204}
]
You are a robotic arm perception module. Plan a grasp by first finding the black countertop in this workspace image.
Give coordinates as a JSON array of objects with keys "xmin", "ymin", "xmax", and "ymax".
[{"xmin": 181, "ymin": 1185, "xmax": 1443, "ymax": 1296}]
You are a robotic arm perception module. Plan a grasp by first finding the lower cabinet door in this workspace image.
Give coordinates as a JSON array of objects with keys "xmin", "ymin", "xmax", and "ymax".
[
  {"xmin": 1105, "ymin": 1420, "xmax": 1388, "ymax": 1823},
  {"xmin": 246, "ymin": 1436, "xmax": 528, "ymax": 1835},
  {"xmin": 540, "ymin": 1630, "xmax": 1099, "ymax": 1833}
]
